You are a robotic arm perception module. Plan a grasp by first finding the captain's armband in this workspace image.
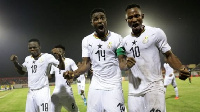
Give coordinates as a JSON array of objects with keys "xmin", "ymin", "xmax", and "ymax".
[{"xmin": 116, "ymin": 47, "xmax": 126, "ymax": 57}]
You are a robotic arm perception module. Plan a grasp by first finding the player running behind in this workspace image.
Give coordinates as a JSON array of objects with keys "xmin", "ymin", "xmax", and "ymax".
[
  {"xmin": 49, "ymin": 44, "xmax": 79, "ymax": 112},
  {"xmin": 163, "ymin": 63, "xmax": 179, "ymax": 99}
]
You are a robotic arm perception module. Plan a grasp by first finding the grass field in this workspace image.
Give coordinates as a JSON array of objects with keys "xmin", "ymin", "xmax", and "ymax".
[{"xmin": 0, "ymin": 77, "xmax": 199, "ymax": 112}]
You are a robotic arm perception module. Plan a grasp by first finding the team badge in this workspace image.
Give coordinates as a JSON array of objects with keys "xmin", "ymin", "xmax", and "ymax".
[
  {"xmin": 142, "ymin": 36, "xmax": 148, "ymax": 44},
  {"xmin": 107, "ymin": 42, "xmax": 112, "ymax": 48},
  {"xmin": 39, "ymin": 57, "xmax": 44, "ymax": 63}
]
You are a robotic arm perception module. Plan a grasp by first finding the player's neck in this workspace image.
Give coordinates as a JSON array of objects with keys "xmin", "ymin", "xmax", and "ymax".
[
  {"xmin": 94, "ymin": 31, "xmax": 109, "ymax": 41},
  {"xmin": 131, "ymin": 25, "xmax": 145, "ymax": 37},
  {"xmin": 32, "ymin": 53, "xmax": 42, "ymax": 60}
]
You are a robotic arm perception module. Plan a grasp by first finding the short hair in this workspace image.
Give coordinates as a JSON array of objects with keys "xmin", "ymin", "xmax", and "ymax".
[
  {"xmin": 28, "ymin": 38, "xmax": 40, "ymax": 45},
  {"xmin": 125, "ymin": 4, "xmax": 141, "ymax": 11},
  {"xmin": 54, "ymin": 44, "xmax": 65, "ymax": 51},
  {"xmin": 90, "ymin": 8, "xmax": 106, "ymax": 19}
]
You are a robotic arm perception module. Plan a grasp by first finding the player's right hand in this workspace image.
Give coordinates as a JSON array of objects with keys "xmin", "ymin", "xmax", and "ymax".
[
  {"xmin": 178, "ymin": 67, "xmax": 190, "ymax": 80},
  {"xmin": 63, "ymin": 71, "xmax": 74, "ymax": 81},
  {"xmin": 10, "ymin": 55, "xmax": 18, "ymax": 62}
]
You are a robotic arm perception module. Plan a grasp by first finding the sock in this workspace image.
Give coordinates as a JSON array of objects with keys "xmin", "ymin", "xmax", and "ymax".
[
  {"xmin": 81, "ymin": 95, "xmax": 85, "ymax": 99},
  {"xmin": 174, "ymin": 87, "xmax": 178, "ymax": 97}
]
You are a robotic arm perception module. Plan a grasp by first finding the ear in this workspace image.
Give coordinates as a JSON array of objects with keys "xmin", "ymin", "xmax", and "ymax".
[
  {"xmin": 141, "ymin": 14, "xmax": 144, "ymax": 19},
  {"xmin": 91, "ymin": 21, "xmax": 94, "ymax": 27},
  {"xmin": 125, "ymin": 14, "xmax": 128, "ymax": 22}
]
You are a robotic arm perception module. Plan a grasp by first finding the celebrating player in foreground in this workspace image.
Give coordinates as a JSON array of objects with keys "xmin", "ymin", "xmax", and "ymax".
[
  {"xmin": 163, "ymin": 63, "xmax": 179, "ymax": 99},
  {"xmin": 63, "ymin": 8, "xmax": 135, "ymax": 112},
  {"xmin": 10, "ymin": 39, "xmax": 64, "ymax": 112},
  {"xmin": 123, "ymin": 4, "xmax": 190, "ymax": 112},
  {"xmin": 49, "ymin": 45, "xmax": 79, "ymax": 112}
]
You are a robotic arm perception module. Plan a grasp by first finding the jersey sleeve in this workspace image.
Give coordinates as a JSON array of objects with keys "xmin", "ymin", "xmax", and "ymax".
[
  {"xmin": 163, "ymin": 63, "xmax": 166, "ymax": 68},
  {"xmin": 47, "ymin": 54, "xmax": 59, "ymax": 67},
  {"xmin": 82, "ymin": 37, "xmax": 89, "ymax": 57},
  {"xmin": 117, "ymin": 35, "xmax": 123, "ymax": 49},
  {"xmin": 49, "ymin": 64, "xmax": 55, "ymax": 74},
  {"xmin": 70, "ymin": 59, "xmax": 78, "ymax": 71},
  {"xmin": 155, "ymin": 28, "xmax": 171, "ymax": 53}
]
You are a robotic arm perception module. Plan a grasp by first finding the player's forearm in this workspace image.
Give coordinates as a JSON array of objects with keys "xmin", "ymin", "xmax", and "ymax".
[
  {"xmin": 119, "ymin": 60, "xmax": 129, "ymax": 71},
  {"xmin": 13, "ymin": 61, "xmax": 25, "ymax": 75},
  {"xmin": 74, "ymin": 65, "xmax": 89, "ymax": 77},
  {"xmin": 118, "ymin": 55, "xmax": 134, "ymax": 71},
  {"xmin": 48, "ymin": 74, "xmax": 55, "ymax": 80},
  {"xmin": 58, "ymin": 56, "xmax": 65, "ymax": 70},
  {"xmin": 164, "ymin": 51, "xmax": 184, "ymax": 71},
  {"xmin": 58, "ymin": 60, "xmax": 65, "ymax": 70}
]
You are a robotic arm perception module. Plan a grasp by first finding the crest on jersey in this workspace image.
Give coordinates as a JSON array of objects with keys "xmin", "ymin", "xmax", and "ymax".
[
  {"xmin": 39, "ymin": 57, "xmax": 44, "ymax": 63},
  {"xmin": 107, "ymin": 42, "xmax": 112, "ymax": 48},
  {"xmin": 142, "ymin": 36, "xmax": 148, "ymax": 44}
]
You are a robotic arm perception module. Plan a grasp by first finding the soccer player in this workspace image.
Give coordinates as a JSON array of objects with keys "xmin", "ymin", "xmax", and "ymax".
[
  {"xmin": 163, "ymin": 63, "xmax": 179, "ymax": 99},
  {"xmin": 10, "ymin": 39, "xmax": 64, "ymax": 112},
  {"xmin": 76, "ymin": 62, "xmax": 87, "ymax": 106},
  {"xmin": 63, "ymin": 8, "xmax": 135, "ymax": 112},
  {"xmin": 123, "ymin": 4, "xmax": 190, "ymax": 112},
  {"xmin": 188, "ymin": 68, "xmax": 192, "ymax": 84},
  {"xmin": 49, "ymin": 45, "xmax": 79, "ymax": 112}
]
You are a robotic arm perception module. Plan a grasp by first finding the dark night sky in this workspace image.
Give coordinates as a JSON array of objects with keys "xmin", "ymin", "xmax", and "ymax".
[{"xmin": 0, "ymin": 0, "xmax": 199, "ymax": 78}]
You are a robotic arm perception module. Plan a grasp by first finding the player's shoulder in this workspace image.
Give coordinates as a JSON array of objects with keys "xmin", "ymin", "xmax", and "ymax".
[
  {"xmin": 25, "ymin": 55, "xmax": 32, "ymax": 60},
  {"xmin": 41, "ymin": 53, "xmax": 54, "ymax": 57},
  {"xmin": 109, "ymin": 31, "xmax": 123, "ymax": 43},
  {"xmin": 110, "ymin": 31, "xmax": 122, "ymax": 37},
  {"xmin": 123, "ymin": 33, "xmax": 134, "ymax": 43},
  {"xmin": 83, "ymin": 33, "xmax": 94, "ymax": 40},
  {"xmin": 64, "ymin": 58, "xmax": 75, "ymax": 63},
  {"xmin": 146, "ymin": 26, "xmax": 165, "ymax": 35}
]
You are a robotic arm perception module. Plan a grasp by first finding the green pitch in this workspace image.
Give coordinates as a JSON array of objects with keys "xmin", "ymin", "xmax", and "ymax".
[{"xmin": 0, "ymin": 77, "xmax": 199, "ymax": 112}]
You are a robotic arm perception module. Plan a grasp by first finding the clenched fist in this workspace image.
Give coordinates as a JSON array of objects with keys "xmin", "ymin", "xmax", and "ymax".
[
  {"xmin": 10, "ymin": 55, "xmax": 18, "ymax": 62},
  {"xmin": 63, "ymin": 71, "xmax": 74, "ymax": 83},
  {"xmin": 178, "ymin": 68, "xmax": 190, "ymax": 80}
]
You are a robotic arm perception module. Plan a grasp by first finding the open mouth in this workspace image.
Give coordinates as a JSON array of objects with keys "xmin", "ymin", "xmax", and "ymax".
[
  {"xmin": 98, "ymin": 25, "xmax": 104, "ymax": 30},
  {"xmin": 132, "ymin": 23, "xmax": 139, "ymax": 28}
]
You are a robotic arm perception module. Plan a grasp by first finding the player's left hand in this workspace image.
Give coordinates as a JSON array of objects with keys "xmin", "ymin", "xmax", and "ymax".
[
  {"xmin": 127, "ymin": 57, "xmax": 136, "ymax": 69},
  {"xmin": 178, "ymin": 68, "xmax": 190, "ymax": 80}
]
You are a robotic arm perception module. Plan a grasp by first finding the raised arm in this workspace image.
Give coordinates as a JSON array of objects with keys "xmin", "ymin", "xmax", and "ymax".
[
  {"xmin": 10, "ymin": 55, "xmax": 26, "ymax": 75},
  {"xmin": 57, "ymin": 54, "xmax": 65, "ymax": 70},
  {"xmin": 51, "ymin": 48, "xmax": 65, "ymax": 70}
]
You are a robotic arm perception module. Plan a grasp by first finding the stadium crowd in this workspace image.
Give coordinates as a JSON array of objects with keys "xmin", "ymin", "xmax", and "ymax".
[{"xmin": 0, "ymin": 77, "xmax": 28, "ymax": 85}]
